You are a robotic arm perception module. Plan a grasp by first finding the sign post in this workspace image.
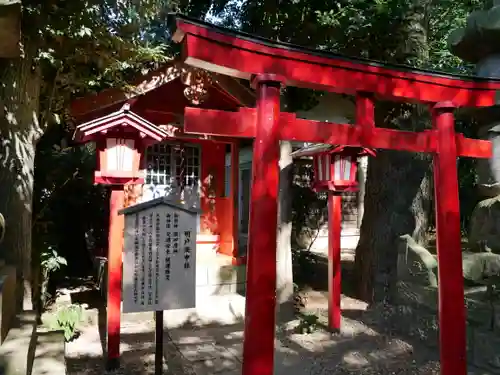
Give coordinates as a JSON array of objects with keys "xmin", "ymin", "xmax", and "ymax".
[{"xmin": 119, "ymin": 197, "xmax": 199, "ymax": 374}]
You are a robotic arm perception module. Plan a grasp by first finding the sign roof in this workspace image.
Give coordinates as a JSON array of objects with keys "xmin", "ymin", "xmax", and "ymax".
[{"xmin": 119, "ymin": 197, "xmax": 202, "ymax": 216}]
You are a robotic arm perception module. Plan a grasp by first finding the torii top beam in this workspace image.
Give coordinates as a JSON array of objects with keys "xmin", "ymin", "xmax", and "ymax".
[{"xmin": 171, "ymin": 14, "xmax": 500, "ymax": 107}]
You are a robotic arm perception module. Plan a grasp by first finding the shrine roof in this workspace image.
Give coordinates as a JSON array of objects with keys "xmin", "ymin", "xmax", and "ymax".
[
  {"xmin": 171, "ymin": 14, "xmax": 500, "ymax": 107},
  {"xmin": 291, "ymin": 144, "xmax": 332, "ymax": 158},
  {"xmin": 119, "ymin": 197, "xmax": 202, "ymax": 216},
  {"xmin": 70, "ymin": 60, "xmax": 255, "ymax": 124},
  {"xmin": 72, "ymin": 104, "xmax": 169, "ymax": 143}
]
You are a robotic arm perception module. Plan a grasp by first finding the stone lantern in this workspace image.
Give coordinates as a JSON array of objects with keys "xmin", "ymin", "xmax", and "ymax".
[
  {"xmin": 449, "ymin": 1, "xmax": 500, "ymax": 252},
  {"xmin": 449, "ymin": 0, "xmax": 500, "ymax": 197}
]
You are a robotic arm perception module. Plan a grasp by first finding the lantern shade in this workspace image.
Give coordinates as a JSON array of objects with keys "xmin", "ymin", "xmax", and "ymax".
[
  {"xmin": 313, "ymin": 152, "xmax": 359, "ymax": 192},
  {"xmin": 106, "ymin": 138, "xmax": 135, "ymax": 172},
  {"xmin": 292, "ymin": 144, "xmax": 375, "ymax": 192},
  {"xmin": 73, "ymin": 105, "xmax": 169, "ymax": 185},
  {"xmin": 93, "ymin": 137, "xmax": 144, "ymax": 184}
]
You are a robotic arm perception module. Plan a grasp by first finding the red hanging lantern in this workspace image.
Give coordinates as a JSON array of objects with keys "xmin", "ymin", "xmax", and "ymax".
[
  {"xmin": 314, "ymin": 146, "xmax": 374, "ymax": 192},
  {"xmin": 292, "ymin": 144, "xmax": 375, "ymax": 192},
  {"xmin": 73, "ymin": 104, "xmax": 169, "ymax": 185}
]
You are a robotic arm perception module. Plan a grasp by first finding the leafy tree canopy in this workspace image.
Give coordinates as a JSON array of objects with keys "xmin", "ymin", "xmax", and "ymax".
[{"xmin": 212, "ymin": 0, "xmax": 482, "ymax": 72}]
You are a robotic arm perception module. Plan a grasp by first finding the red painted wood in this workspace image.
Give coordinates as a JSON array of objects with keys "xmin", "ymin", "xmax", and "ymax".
[
  {"xmin": 231, "ymin": 142, "xmax": 240, "ymax": 257},
  {"xmin": 216, "ymin": 198, "xmax": 234, "ymax": 256},
  {"xmin": 328, "ymin": 193, "xmax": 342, "ymax": 331},
  {"xmin": 356, "ymin": 93, "xmax": 375, "ymax": 145},
  {"xmin": 200, "ymin": 142, "xmax": 225, "ymax": 236},
  {"xmin": 70, "ymin": 61, "xmax": 252, "ymax": 119},
  {"xmin": 242, "ymin": 78, "xmax": 281, "ymax": 375},
  {"xmin": 174, "ymin": 20, "xmax": 500, "ymax": 106},
  {"xmin": 107, "ymin": 187, "xmax": 125, "ymax": 369},
  {"xmin": 184, "ymin": 108, "xmax": 492, "ymax": 158},
  {"xmin": 184, "ymin": 108, "xmax": 257, "ymax": 137},
  {"xmin": 432, "ymin": 102, "xmax": 467, "ymax": 375},
  {"xmin": 232, "ymin": 255, "xmax": 247, "ymax": 266}
]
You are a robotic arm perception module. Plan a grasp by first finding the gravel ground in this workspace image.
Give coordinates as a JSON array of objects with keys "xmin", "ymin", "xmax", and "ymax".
[
  {"xmin": 273, "ymin": 293, "xmax": 442, "ymax": 375},
  {"xmin": 64, "ymin": 288, "xmax": 445, "ymax": 375},
  {"xmin": 65, "ymin": 319, "xmax": 194, "ymax": 375}
]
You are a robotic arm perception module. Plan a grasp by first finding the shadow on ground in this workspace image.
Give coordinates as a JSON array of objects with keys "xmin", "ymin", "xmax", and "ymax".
[
  {"xmin": 64, "ymin": 283, "xmax": 445, "ymax": 375},
  {"xmin": 64, "ymin": 317, "xmax": 444, "ymax": 375}
]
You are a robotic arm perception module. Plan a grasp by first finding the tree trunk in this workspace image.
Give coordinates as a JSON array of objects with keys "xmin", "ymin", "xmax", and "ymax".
[
  {"xmin": 0, "ymin": 40, "xmax": 42, "ymax": 311},
  {"xmin": 354, "ymin": 148, "xmax": 432, "ymax": 304},
  {"xmin": 354, "ymin": 0, "xmax": 432, "ymax": 304},
  {"xmin": 276, "ymin": 140, "xmax": 294, "ymax": 323}
]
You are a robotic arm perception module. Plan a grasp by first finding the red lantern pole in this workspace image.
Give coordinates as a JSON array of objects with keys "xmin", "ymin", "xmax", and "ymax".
[
  {"xmin": 242, "ymin": 74, "xmax": 282, "ymax": 375},
  {"xmin": 328, "ymin": 192, "xmax": 342, "ymax": 331},
  {"xmin": 106, "ymin": 186, "xmax": 125, "ymax": 370}
]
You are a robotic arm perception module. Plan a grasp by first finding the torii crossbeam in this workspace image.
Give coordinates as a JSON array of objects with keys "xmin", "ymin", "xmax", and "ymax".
[{"xmin": 171, "ymin": 13, "xmax": 500, "ymax": 375}]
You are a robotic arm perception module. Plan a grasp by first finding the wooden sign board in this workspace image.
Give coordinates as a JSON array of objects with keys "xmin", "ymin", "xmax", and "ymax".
[{"xmin": 120, "ymin": 197, "xmax": 198, "ymax": 313}]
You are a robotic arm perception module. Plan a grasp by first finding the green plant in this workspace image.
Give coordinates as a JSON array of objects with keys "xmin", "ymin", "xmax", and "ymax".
[
  {"xmin": 294, "ymin": 313, "xmax": 319, "ymax": 334},
  {"xmin": 46, "ymin": 304, "xmax": 85, "ymax": 341},
  {"xmin": 40, "ymin": 248, "xmax": 67, "ymax": 309}
]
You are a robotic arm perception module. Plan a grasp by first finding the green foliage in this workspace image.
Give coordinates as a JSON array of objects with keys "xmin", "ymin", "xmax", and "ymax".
[
  {"xmin": 212, "ymin": 0, "xmax": 482, "ymax": 71},
  {"xmin": 18, "ymin": 0, "xmax": 220, "ymax": 132},
  {"xmin": 209, "ymin": 0, "xmax": 485, "ymax": 238},
  {"xmin": 41, "ymin": 249, "xmax": 67, "ymax": 274},
  {"xmin": 40, "ymin": 248, "xmax": 67, "ymax": 309},
  {"xmin": 27, "ymin": 1, "xmax": 224, "ymax": 300},
  {"xmin": 33, "ymin": 123, "xmax": 108, "ymax": 290},
  {"xmin": 45, "ymin": 303, "xmax": 86, "ymax": 342},
  {"xmin": 294, "ymin": 313, "xmax": 319, "ymax": 334}
]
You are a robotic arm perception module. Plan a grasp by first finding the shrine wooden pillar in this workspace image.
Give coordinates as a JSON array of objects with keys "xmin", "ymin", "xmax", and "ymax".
[
  {"xmin": 242, "ymin": 75, "xmax": 283, "ymax": 375},
  {"xmin": 231, "ymin": 141, "xmax": 240, "ymax": 257},
  {"xmin": 432, "ymin": 101, "xmax": 467, "ymax": 375}
]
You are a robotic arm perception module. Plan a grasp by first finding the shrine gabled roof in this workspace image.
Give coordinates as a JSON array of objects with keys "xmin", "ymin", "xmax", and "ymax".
[
  {"xmin": 73, "ymin": 105, "xmax": 169, "ymax": 143},
  {"xmin": 291, "ymin": 144, "xmax": 332, "ymax": 158},
  {"xmin": 171, "ymin": 14, "xmax": 500, "ymax": 107},
  {"xmin": 70, "ymin": 59, "xmax": 255, "ymax": 121}
]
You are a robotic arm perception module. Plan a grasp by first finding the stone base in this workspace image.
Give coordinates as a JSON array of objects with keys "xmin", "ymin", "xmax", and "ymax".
[
  {"xmin": 95, "ymin": 246, "xmax": 247, "ymax": 301},
  {"xmin": 309, "ymin": 229, "xmax": 360, "ymax": 255},
  {"xmin": 0, "ymin": 311, "xmax": 37, "ymax": 375},
  {"xmin": 162, "ymin": 293, "xmax": 246, "ymax": 329},
  {"xmin": 97, "ymin": 248, "xmax": 247, "ymax": 328},
  {"xmin": 159, "ymin": 252, "xmax": 246, "ymax": 329},
  {"xmin": 31, "ymin": 329, "xmax": 65, "ymax": 375},
  {"xmin": 195, "ymin": 253, "xmax": 246, "ymax": 298}
]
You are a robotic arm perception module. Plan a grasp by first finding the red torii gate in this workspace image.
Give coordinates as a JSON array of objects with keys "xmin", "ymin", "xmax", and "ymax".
[{"xmin": 171, "ymin": 14, "xmax": 500, "ymax": 375}]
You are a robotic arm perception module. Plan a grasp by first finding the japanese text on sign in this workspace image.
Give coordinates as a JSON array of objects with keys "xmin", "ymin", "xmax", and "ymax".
[{"xmin": 122, "ymin": 202, "xmax": 197, "ymax": 313}]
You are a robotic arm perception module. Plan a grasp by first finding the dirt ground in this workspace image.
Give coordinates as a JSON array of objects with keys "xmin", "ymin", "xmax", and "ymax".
[{"xmin": 61, "ymin": 285, "xmax": 447, "ymax": 375}]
